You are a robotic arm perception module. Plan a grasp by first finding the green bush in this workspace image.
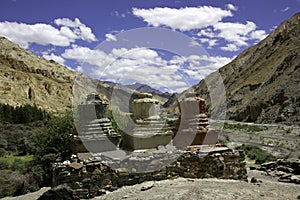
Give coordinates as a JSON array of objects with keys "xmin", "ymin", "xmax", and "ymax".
[
  {"xmin": 0, "ymin": 148, "xmax": 7, "ymax": 157},
  {"xmin": 0, "ymin": 170, "xmax": 38, "ymax": 198},
  {"xmin": 236, "ymin": 144, "xmax": 276, "ymax": 164},
  {"xmin": 11, "ymin": 158, "xmax": 26, "ymax": 174},
  {"xmin": 0, "ymin": 160, "xmax": 10, "ymax": 170},
  {"xmin": 224, "ymin": 122, "xmax": 266, "ymax": 132}
]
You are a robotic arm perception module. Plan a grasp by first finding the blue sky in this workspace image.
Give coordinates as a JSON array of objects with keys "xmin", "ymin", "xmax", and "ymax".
[{"xmin": 0, "ymin": 0, "xmax": 299, "ymax": 92}]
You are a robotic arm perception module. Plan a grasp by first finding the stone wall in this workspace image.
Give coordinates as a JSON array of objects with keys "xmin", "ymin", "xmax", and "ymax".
[{"xmin": 52, "ymin": 147, "xmax": 247, "ymax": 199}]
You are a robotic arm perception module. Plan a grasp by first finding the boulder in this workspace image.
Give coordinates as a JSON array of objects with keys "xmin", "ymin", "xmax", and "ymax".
[{"xmin": 37, "ymin": 187, "xmax": 80, "ymax": 200}]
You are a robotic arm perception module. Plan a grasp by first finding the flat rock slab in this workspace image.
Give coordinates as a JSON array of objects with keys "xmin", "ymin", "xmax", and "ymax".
[{"xmin": 140, "ymin": 181, "xmax": 155, "ymax": 191}]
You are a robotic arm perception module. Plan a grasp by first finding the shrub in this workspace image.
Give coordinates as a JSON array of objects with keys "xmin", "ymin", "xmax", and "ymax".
[
  {"xmin": 11, "ymin": 158, "xmax": 26, "ymax": 174},
  {"xmin": 0, "ymin": 148, "xmax": 7, "ymax": 157},
  {"xmin": 0, "ymin": 160, "xmax": 10, "ymax": 170},
  {"xmin": 236, "ymin": 144, "xmax": 276, "ymax": 164},
  {"xmin": 224, "ymin": 122, "xmax": 266, "ymax": 132}
]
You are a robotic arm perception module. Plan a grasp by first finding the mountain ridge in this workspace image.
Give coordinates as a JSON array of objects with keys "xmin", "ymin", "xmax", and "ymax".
[
  {"xmin": 0, "ymin": 36, "xmax": 76, "ymax": 113},
  {"xmin": 192, "ymin": 12, "xmax": 300, "ymax": 125}
]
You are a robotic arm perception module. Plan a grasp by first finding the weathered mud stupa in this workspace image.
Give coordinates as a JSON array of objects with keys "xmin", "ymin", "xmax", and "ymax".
[
  {"xmin": 122, "ymin": 96, "xmax": 173, "ymax": 150},
  {"xmin": 52, "ymin": 92, "xmax": 247, "ymax": 199},
  {"xmin": 74, "ymin": 93, "xmax": 121, "ymax": 153},
  {"xmin": 173, "ymin": 93, "xmax": 219, "ymax": 148}
]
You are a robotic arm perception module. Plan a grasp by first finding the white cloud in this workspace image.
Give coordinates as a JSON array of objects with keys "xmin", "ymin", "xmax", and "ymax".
[
  {"xmin": 132, "ymin": 6, "xmax": 232, "ymax": 31},
  {"xmin": 280, "ymin": 7, "xmax": 290, "ymax": 12},
  {"xmin": 270, "ymin": 25, "xmax": 277, "ymax": 32},
  {"xmin": 220, "ymin": 44, "xmax": 239, "ymax": 52},
  {"xmin": 0, "ymin": 18, "xmax": 97, "ymax": 49},
  {"xmin": 76, "ymin": 66, "xmax": 84, "ymax": 73},
  {"xmin": 54, "ymin": 18, "xmax": 97, "ymax": 42},
  {"xmin": 112, "ymin": 11, "xmax": 127, "ymax": 18},
  {"xmin": 226, "ymin": 4, "xmax": 238, "ymax": 11},
  {"xmin": 197, "ymin": 28, "xmax": 215, "ymax": 38},
  {"xmin": 199, "ymin": 38, "xmax": 218, "ymax": 48},
  {"xmin": 189, "ymin": 40, "xmax": 201, "ymax": 47},
  {"xmin": 62, "ymin": 45, "xmax": 115, "ymax": 68},
  {"xmin": 105, "ymin": 33, "xmax": 117, "ymax": 41},
  {"xmin": 214, "ymin": 21, "xmax": 257, "ymax": 46},
  {"xmin": 62, "ymin": 45, "xmax": 232, "ymax": 93},
  {"xmin": 170, "ymin": 54, "xmax": 232, "ymax": 80},
  {"xmin": 132, "ymin": 6, "xmax": 268, "ymax": 52},
  {"xmin": 54, "ymin": 18, "xmax": 82, "ymax": 27},
  {"xmin": 0, "ymin": 22, "xmax": 70, "ymax": 48},
  {"xmin": 250, "ymin": 30, "xmax": 268, "ymax": 40},
  {"xmin": 196, "ymin": 21, "xmax": 268, "ymax": 51},
  {"xmin": 42, "ymin": 52, "xmax": 65, "ymax": 65}
]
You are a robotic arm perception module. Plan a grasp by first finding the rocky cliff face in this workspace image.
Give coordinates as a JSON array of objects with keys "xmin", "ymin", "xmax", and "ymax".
[
  {"xmin": 193, "ymin": 13, "xmax": 300, "ymax": 125},
  {"xmin": 0, "ymin": 37, "xmax": 163, "ymax": 114},
  {"xmin": 0, "ymin": 37, "xmax": 76, "ymax": 113}
]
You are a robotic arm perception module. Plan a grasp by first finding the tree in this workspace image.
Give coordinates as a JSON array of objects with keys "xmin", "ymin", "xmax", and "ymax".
[{"xmin": 30, "ymin": 113, "xmax": 76, "ymax": 186}]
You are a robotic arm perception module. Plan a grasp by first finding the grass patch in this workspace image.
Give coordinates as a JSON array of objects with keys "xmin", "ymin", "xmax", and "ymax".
[
  {"xmin": 0, "ymin": 154, "xmax": 33, "ymax": 166},
  {"xmin": 224, "ymin": 122, "xmax": 267, "ymax": 132}
]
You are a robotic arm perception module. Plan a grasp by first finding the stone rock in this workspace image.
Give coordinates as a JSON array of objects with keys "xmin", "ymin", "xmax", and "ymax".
[
  {"xmin": 278, "ymin": 174, "xmax": 292, "ymax": 183},
  {"xmin": 115, "ymin": 168, "xmax": 129, "ymax": 176},
  {"xmin": 250, "ymin": 177, "xmax": 262, "ymax": 184},
  {"xmin": 141, "ymin": 181, "xmax": 155, "ymax": 191},
  {"xmin": 290, "ymin": 175, "xmax": 300, "ymax": 184},
  {"xmin": 37, "ymin": 187, "xmax": 80, "ymax": 200},
  {"xmin": 274, "ymin": 170, "xmax": 287, "ymax": 177},
  {"xmin": 63, "ymin": 160, "xmax": 70, "ymax": 165},
  {"xmin": 183, "ymin": 172, "xmax": 197, "ymax": 178},
  {"xmin": 70, "ymin": 162, "xmax": 83, "ymax": 170},
  {"xmin": 52, "ymin": 147, "xmax": 247, "ymax": 198}
]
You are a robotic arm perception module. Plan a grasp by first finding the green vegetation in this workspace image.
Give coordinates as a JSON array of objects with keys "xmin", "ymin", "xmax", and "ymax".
[
  {"xmin": 224, "ymin": 122, "xmax": 267, "ymax": 132},
  {"xmin": 0, "ymin": 103, "xmax": 50, "ymax": 124},
  {"xmin": 0, "ymin": 104, "xmax": 76, "ymax": 198},
  {"xmin": 236, "ymin": 144, "xmax": 276, "ymax": 164}
]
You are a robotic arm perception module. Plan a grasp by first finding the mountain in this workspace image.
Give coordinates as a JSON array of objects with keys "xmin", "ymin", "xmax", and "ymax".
[
  {"xmin": 193, "ymin": 13, "xmax": 300, "ymax": 125},
  {"xmin": 125, "ymin": 82, "xmax": 172, "ymax": 99},
  {"xmin": 0, "ymin": 37, "xmax": 76, "ymax": 113},
  {"xmin": 0, "ymin": 37, "xmax": 164, "ymax": 114}
]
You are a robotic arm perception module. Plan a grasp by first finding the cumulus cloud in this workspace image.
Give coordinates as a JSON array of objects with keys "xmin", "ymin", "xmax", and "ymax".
[
  {"xmin": 197, "ymin": 28, "xmax": 216, "ymax": 38},
  {"xmin": 199, "ymin": 38, "xmax": 218, "ymax": 48},
  {"xmin": 62, "ymin": 45, "xmax": 115, "ymax": 68},
  {"xmin": 226, "ymin": 4, "xmax": 238, "ymax": 11},
  {"xmin": 42, "ymin": 52, "xmax": 65, "ymax": 65},
  {"xmin": 132, "ymin": 6, "xmax": 268, "ymax": 52},
  {"xmin": 197, "ymin": 21, "xmax": 268, "ymax": 51},
  {"xmin": 250, "ymin": 30, "xmax": 268, "ymax": 40},
  {"xmin": 62, "ymin": 45, "xmax": 232, "ymax": 93},
  {"xmin": 220, "ymin": 44, "xmax": 239, "ymax": 52},
  {"xmin": 214, "ymin": 21, "xmax": 256, "ymax": 45},
  {"xmin": 132, "ymin": 6, "xmax": 232, "ymax": 31},
  {"xmin": 170, "ymin": 54, "xmax": 232, "ymax": 80},
  {"xmin": 0, "ymin": 18, "xmax": 97, "ymax": 49},
  {"xmin": 105, "ymin": 33, "xmax": 117, "ymax": 41}
]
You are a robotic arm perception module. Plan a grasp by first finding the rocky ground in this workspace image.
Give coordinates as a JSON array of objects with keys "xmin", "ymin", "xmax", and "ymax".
[
  {"xmin": 2, "ymin": 170, "xmax": 299, "ymax": 200},
  {"xmin": 92, "ymin": 170, "xmax": 300, "ymax": 200},
  {"xmin": 219, "ymin": 122, "xmax": 300, "ymax": 159}
]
